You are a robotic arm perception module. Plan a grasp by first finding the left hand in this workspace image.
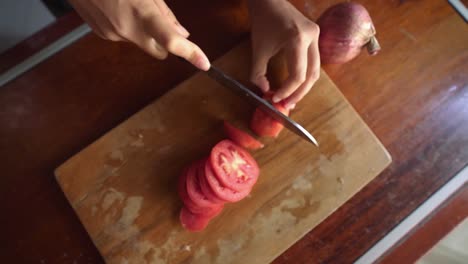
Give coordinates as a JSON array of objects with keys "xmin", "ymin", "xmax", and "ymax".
[{"xmin": 248, "ymin": 0, "xmax": 321, "ymax": 109}]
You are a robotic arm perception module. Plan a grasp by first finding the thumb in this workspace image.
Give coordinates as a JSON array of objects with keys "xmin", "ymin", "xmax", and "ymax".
[
  {"xmin": 169, "ymin": 37, "xmax": 211, "ymax": 71},
  {"xmin": 144, "ymin": 13, "xmax": 210, "ymax": 70}
]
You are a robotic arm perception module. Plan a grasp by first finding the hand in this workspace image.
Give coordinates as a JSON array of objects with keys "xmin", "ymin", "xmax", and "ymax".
[
  {"xmin": 69, "ymin": 0, "xmax": 210, "ymax": 70},
  {"xmin": 248, "ymin": 0, "xmax": 320, "ymax": 109}
]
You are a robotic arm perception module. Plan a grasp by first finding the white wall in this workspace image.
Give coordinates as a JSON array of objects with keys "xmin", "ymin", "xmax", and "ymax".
[{"xmin": 0, "ymin": 0, "xmax": 55, "ymax": 53}]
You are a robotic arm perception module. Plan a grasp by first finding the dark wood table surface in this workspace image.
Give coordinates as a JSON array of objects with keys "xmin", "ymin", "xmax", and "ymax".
[{"xmin": 1, "ymin": 0, "xmax": 467, "ymax": 263}]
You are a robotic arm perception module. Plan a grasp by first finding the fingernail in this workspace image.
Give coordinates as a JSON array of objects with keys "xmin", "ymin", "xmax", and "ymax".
[
  {"xmin": 286, "ymin": 103, "xmax": 296, "ymax": 110},
  {"xmin": 272, "ymin": 95, "xmax": 281, "ymax": 103},
  {"xmin": 255, "ymin": 76, "xmax": 270, "ymax": 92},
  {"xmin": 175, "ymin": 23, "xmax": 190, "ymax": 37},
  {"xmin": 195, "ymin": 55, "xmax": 210, "ymax": 71}
]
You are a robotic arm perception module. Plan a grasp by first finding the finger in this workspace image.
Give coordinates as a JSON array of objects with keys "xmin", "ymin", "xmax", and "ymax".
[
  {"xmin": 144, "ymin": 14, "xmax": 210, "ymax": 70},
  {"xmin": 272, "ymin": 40, "xmax": 309, "ymax": 103},
  {"xmin": 167, "ymin": 37, "xmax": 210, "ymax": 70},
  {"xmin": 136, "ymin": 37, "xmax": 169, "ymax": 60},
  {"xmin": 250, "ymin": 50, "xmax": 272, "ymax": 92},
  {"xmin": 284, "ymin": 42, "xmax": 321, "ymax": 109},
  {"xmin": 153, "ymin": 0, "xmax": 190, "ymax": 37}
]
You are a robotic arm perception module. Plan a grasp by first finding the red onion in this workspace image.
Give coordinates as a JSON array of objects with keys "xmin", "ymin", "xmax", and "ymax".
[{"xmin": 317, "ymin": 2, "xmax": 380, "ymax": 64}]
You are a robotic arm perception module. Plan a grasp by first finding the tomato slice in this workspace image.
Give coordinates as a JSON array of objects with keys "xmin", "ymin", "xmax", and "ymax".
[
  {"xmin": 205, "ymin": 159, "xmax": 251, "ymax": 202},
  {"xmin": 186, "ymin": 160, "xmax": 221, "ymax": 208},
  {"xmin": 210, "ymin": 140, "xmax": 259, "ymax": 192},
  {"xmin": 250, "ymin": 102, "xmax": 290, "ymax": 138},
  {"xmin": 179, "ymin": 207, "xmax": 210, "ymax": 232},
  {"xmin": 178, "ymin": 164, "xmax": 222, "ymax": 215},
  {"xmin": 198, "ymin": 160, "xmax": 226, "ymax": 204},
  {"xmin": 223, "ymin": 121, "xmax": 264, "ymax": 150}
]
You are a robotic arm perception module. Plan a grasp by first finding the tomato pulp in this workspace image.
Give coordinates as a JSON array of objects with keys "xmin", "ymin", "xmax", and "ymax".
[
  {"xmin": 223, "ymin": 121, "xmax": 264, "ymax": 150},
  {"xmin": 178, "ymin": 163, "xmax": 222, "ymax": 215},
  {"xmin": 210, "ymin": 140, "xmax": 259, "ymax": 192},
  {"xmin": 250, "ymin": 102, "xmax": 290, "ymax": 138},
  {"xmin": 186, "ymin": 159, "xmax": 221, "ymax": 208}
]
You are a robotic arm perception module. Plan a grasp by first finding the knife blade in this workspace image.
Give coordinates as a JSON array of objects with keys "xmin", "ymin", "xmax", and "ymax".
[{"xmin": 206, "ymin": 65, "xmax": 318, "ymax": 146}]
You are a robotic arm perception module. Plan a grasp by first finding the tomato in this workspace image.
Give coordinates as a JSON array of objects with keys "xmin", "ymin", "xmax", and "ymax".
[
  {"xmin": 223, "ymin": 121, "xmax": 264, "ymax": 150},
  {"xmin": 186, "ymin": 160, "xmax": 221, "ymax": 208},
  {"xmin": 209, "ymin": 140, "xmax": 259, "ymax": 192},
  {"xmin": 205, "ymin": 159, "xmax": 251, "ymax": 202},
  {"xmin": 250, "ymin": 103, "xmax": 290, "ymax": 138},
  {"xmin": 179, "ymin": 207, "xmax": 210, "ymax": 232},
  {"xmin": 178, "ymin": 164, "xmax": 222, "ymax": 215},
  {"xmin": 198, "ymin": 160, "xmax": 226, "ymax": 204}
]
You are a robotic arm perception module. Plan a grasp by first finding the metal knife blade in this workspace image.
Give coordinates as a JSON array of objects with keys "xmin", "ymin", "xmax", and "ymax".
[{"xmin": 206, "ymin": 65, "xmax": 318, "ymax": 146}]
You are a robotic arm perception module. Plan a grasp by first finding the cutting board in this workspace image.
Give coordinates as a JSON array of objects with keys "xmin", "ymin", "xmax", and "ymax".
[{"xmin": 55, "ymin": 41, "xmax": 391, "ymax": 264}]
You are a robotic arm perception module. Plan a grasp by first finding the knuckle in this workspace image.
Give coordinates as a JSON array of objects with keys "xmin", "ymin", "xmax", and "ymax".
[
  {"xmin": 153, "ymin": 49, "xmax": 168, "ymax": 60},
  {"xmin": 102, "ymin": 31, "xmax": 120, "ymax": 41},
  {"xmin": 149, "ymin": 39, "xmax": 169, "ymax": 60},
  {"xmin": 307, "ymin": 22, "xmax": 320, "ymax": 37},
  {"xmin": 309, "ymin": 22, "xmax": 320, "ymax": 33},
  {"xmin": 296, "ymin": 33, "xmax": 308, "ymax": 44},
  {"xmin": 291, "ymin": 30, "xmax": 307, "ymax": 44},
  {"xmin": 292, "ymin": 72, "xmax": 307, "ymax": 84},
  {"xmin": 161, "ymin": 36, "xmax": 179, "ymax": 52},
  {"xmin": 310, "ymin": 70, "xmax": 320, "ymax": 82},
  {"xmin": 156, "ymin": 52, "xmax": 169, "ymax": 60},
  {"xmin": 288, "ymin": 23, "xmax": 302, "ymax": 39},
  {"xmin": 115, "ymin": 25, "xmax": 131, "ymax": 39},
  {"xmin": 133, "ymin": 4, "xmax": 153, "ymax": 20}
]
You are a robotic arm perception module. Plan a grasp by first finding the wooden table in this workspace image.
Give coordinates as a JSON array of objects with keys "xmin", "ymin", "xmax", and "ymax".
[{"xmin": 0, "ymin": 0, "xmax": 466, "ymax": 263}]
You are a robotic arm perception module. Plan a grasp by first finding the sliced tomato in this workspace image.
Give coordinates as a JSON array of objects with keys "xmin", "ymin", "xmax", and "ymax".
[
  {"xmin": 205, "ymin": 160, "xmax": 251, "ymax": 202},
  {"xmin": 197, "ymin": 160, "xmax": 226, "ymax": 204},
  {"xmin": 210, "ymin": 140, "xmax": 259, "ymax": 192},
  {"xmin": 178, "ymin": 164, "xmax": 221, "ymax": 215},
  {"xmin": 186, "ymin": 160, "xmax": 221, "ymax": 208},
  {"xmin": 179, "ymin": 207, "xmax": 210, "ymax": 232},
  {"xmin": 250, "ymin": 102, "xmax": 290, "ymax": 138},
  {"xmin": 223, "ymin": 121, "xmax": 264, "ymax": 150}
]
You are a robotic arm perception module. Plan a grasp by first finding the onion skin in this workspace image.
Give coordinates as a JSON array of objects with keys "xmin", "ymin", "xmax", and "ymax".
[{"xmin": 317, "ymin": 2, "xmax": 381, "ymax": 64}]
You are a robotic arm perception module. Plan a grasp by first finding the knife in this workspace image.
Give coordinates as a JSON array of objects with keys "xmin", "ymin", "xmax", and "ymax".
[{"xmin": 206, "ymin": 65, "xmax": 319, "ymax": 146}]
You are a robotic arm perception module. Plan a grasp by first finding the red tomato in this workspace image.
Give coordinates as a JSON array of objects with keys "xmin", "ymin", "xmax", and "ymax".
[
  {"xmin": 205, "ymin": 159, "xmax": 251, "ymax": 202},
  {"xmin": 179, "ymin": 207, "xmax": 210, "ymax": 232},
  {"xmin": 250, "ymin": 103, "xmax": 290, "ymax": 138},
  {"xmin": 198, "ymin": 160, "xmax": 226, "ymax": 204},
  {"xmin": 178, "ymin": 164, "xmax": 222, "ymax": 215},
  {"xmin": 223, "ymin": 121, "xmax": 264, "ymax": 150},
  {"xmin": 209, "ymin": 140, "xmax": 259, "ymax": 192},
  {"xmin": 186, "ymin": 160, "xmax": 221, "ymax": 208}
]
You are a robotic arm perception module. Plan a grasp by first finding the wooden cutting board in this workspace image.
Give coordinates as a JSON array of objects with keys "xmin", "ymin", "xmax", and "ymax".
[{"xmin": 55, "ymin": 41, "xmax": 391, "ymax": 264}]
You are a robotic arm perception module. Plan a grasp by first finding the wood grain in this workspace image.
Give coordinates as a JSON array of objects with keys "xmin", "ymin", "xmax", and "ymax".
[
  {"xmin": 55, "ymin": 42, "xmax": 390, "ymax": 263},
  {"xmin": 0, "ymin": 0, "xmax": 467, "ymax": 263}
]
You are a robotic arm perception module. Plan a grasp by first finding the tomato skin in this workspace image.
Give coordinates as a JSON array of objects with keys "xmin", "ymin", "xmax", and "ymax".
[
  {"xmin": 223, "ymin": 121, "xmax": 264, "ymax": 150},
  {"xmin": 178, "ymin": 164, "xmax": 222, "ymax": 215},
  {"xmin": 205, "ymin": 161, "xmax": 251, "ymax": 202},
  {"xmin": 250, "ymin": 103, "xmax": 290, "ymax": 138},
  {"xmin": 209, "ymin": 140, "xmax": 259, "ymax": 192},
  {"xmin": 179, "ymin": 137, "xmax": 262, "ymax": 231},
  {"xmin": 198, "ymin": 160, "xmax": 226, "ymax": 204},
  {"xmin": 179, "ymin": 207, "xmax": 210, "ymax": 232},
  {"xmin": 186, "ymin": 160, "xmax": 221, "ymax": 208}
]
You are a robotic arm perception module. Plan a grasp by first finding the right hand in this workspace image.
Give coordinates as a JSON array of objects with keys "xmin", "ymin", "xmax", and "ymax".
[
  {"xmin": 248, "ymin": 0, "xmax": 320, "ymax": 110},
  {"xmin": 69, "ymin": 0, "xmax": 211, "ymax": 70}
]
